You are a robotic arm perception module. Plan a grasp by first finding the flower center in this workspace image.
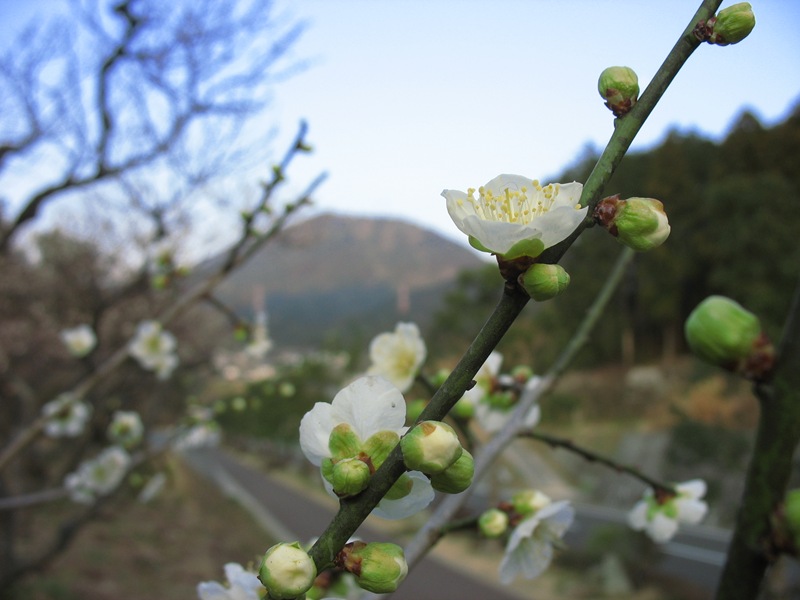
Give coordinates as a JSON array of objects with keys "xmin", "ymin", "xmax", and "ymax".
[{"xmin": 460, "ymin": 180, "xmax": 563, "ymax": 224}]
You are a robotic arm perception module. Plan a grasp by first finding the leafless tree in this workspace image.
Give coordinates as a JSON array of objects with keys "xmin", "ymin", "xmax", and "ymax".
[{"xmin": 0, "ymin": 0, "xmax": 305, "ymax": 250}]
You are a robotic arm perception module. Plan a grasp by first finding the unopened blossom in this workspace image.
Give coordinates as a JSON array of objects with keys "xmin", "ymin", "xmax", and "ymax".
[
  {"xmin": 60, "ymin": 324, "xmax": 97, "ymax": 357},
  {"xmin": 499, "ymin": 498, "xmax": 575, "ymax": 583},
  {"xmin": 107, "ymin": 410, "xmax": 144, "ymax": 448},
  {"xmin": 41, "ymin": 394, "xmax": 92, "ymax": 438},
  {"xmin": 443, "ymin": 175, "xmax": 587, "ymax": 259},
  {"xmin": 64, "ymin": 446, "xmax": 131, "ymax": 504},
  {"xmin": 198, "ymin": 562, "xmax": 264, "ymax": 600},
  {"xmin": 367, "ymin": 322, "xmax": 427, "ymax": 393},
  {"xmin": 299, "ymin": 376, "xmax": 434, "ymax": 519},
  {"xmin": 628, "ymin": 479, "xmax": 708, "ymax": 543},
  {"xmin": 129, "ymin": 320, "xmax": 179, "ymax": 379}
]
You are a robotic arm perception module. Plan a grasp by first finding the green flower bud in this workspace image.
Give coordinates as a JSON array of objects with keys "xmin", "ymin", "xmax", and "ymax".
[
  {"xmin": 451, "ymin": 396, "xmax": 475, "ymax": 420},
  {"xmin": 479, "ymin": 508, "xmax": 510, "ymax": 538},
  {"xmin": 400, "ymin": 420, "xmax": 463, "ymax": 474},
  {"xmin": 342, "ymin": 542, "xmax": 408, "ymax": 594},
  {"xmin": 685, "ymin": 296, "xmax": 774, "ymax": 380},
  {"xmin": 431, "ymin": 368, "xmax": 451, "ymax": 387},
  {"xmin": 597, "ymin": 66, "xmax": 639, "ymax": 117},
  {"xmin": 430, "ymin": 450, "xmax": 474, "ymax": 494},
  {"xmin": 258, "ymin": 541, "xmax": 317, "ymax": 600},
  {"xmin": 321, "ymin": 457, "xmax": 335, "ymax": 485},
  {"xmin": 511, "ymin": 489, "xmax": 551, "ymax": 517},
  {"xmin": 384, "ymin": 472, "xmax": 414, "ymax": 500},
  {"xmin": 594, "ymin": 195, "xmax": 670, "ymax": 252},
  {"xmin": 331, "ymin": 457, "xmax": 371, "ymax": 497},
  {"xmin": 487, "ymin": 390, "xmax": 515, "ymax": 409},
  {"xmin": 709, "ymin": 2, "xmax": 755, "ymax": 45},
  {"xmin": 361, "ymin": 430, "xmax": 400, "ymax": 470},
  {"xmin": 519, "ymin": 263, "xmax": 570, "ymax": 301},
  {"xmin": 329, "ymin": 423, "xmax": 361, "ymax": 461},
  {"xmin": 406, "ymin": 399, "xmax": 428, "ymax": 424}
]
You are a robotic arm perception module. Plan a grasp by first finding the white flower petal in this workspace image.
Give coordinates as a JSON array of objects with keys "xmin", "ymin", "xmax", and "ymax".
[
  {"xmin": 523, "ymin": 404, "xmax": 541, "ymax": 429},
  {"xmin": 648, "ymin": 512, "xmax": 679, "ymax": 543},
  {"xmin": 676, "ymin": 479, "xmax": 707, "ymax": 500},
  {"xmin": 330, "ymin": 377, "xmax": 406, "ymax": 441},
  {"xmin": 299, "ymin": 402, "xmax": 335, "ymax": 466},
  {"xmin": 197, "ymin": 581, "xmax": 231, "ymax": 600},
  {"xmin": 373, "ymin": 471, "xmax": 435, "ymax": 520},
  {"xmin": 675, "ymin": 497, "xmax": 708, "ymax": 524},
  {"xmin": 628, "ymin": 500, "xmax": 649, "ymax": 531},
  {"xmin": 537, "ymin": 500, "xmax": 575, "ymax": 538},
  {"xmin": 367, "ymin": 323, "xmax": 426, "ymax": 392}
]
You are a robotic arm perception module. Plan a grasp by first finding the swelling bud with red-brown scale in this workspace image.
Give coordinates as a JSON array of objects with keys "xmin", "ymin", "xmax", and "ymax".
[{"xmin": 598, "ymin": 66, "xmax": 639, "ymax": 117}]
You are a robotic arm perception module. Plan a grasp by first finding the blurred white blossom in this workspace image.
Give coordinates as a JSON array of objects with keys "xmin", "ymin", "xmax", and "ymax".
[
  {"xmin": 60, "ymin": 324, "xmax": 97, "ymax": 357},
  {"xmin": 197, "ymin": 563, "xmax": 263, "ymax": 600},
  {"xmin": 137, "ymin": 472, "xmax": 167, "ymax": 503},
  {"xmin": 41, "ymin": 394, "xmax": 92, "ymax": 438},
  {"xmin": 499, "ymin": 497, "xmax": 574, "ymax": 583},
  {"xmin": 107, "ymin": 410, "xmax": 144, "ymax": 448},
  {"xmin": 367, "ymin": 322, "xmax": 426, "ymax": 393},
  {"xmin": 64, "ymin": 446, "xmax": 131, "ymax": 504},
  {"xmin": 129, "ymin": 320, "xmax": 179, "ymax": 379},
  {"xmin": 628, "ymin": 479, "xmax": 708, "ymax": 543}
]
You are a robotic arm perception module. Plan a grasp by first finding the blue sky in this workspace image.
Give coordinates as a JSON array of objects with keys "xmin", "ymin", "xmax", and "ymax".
[{"xmin": 2, "ymin": 0, "xmax": 799, "ymax": 250}]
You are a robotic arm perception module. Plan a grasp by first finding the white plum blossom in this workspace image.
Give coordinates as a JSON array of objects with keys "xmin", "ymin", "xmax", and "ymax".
[
  {"xmin": 499, "ymin": 498, "xmax": 575, "ymax": 584},
  {"xmin": 465, "ymin": 353, "xmax": 541, "ymax": 432},
  {"xmin": 299, "ymin": 376, "xmax": 434, "ymax": 519},
  {"xmin": 60, "ymin": 324, "xmax": 97, "ymax": 357},
  {"xmin": 41, "ymin": 394, "xmax": 92, "ymax": 438},
  {"xmin": 197, "ymin": 563, "xmax": 264, "ymax": 600},
  {"xmin": 129, "ymin": 320, "xmax": 179, "ymax": 379},
  {"xmin": 367, "ymin": 322, "xmax": 427, "ymax": 393},
  {"xmin": 443, "ymin": 175, "xmax": 587, "ymax": 258},
  {"xmin": 628, "ymin": 479, "xmax": 708, "ymax": 543},
  {"xmin": 64, "ymin": 446, "xmax": 131, "ymax": 504},
  {"xmin": 107, "ymin": 410, "xmax": 144, "ymax": 448}
]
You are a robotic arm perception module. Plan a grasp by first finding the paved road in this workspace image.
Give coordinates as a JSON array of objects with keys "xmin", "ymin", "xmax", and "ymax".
[{"xmin": 183, "ymin": 447, "xmax": 527, "ymax": 600}]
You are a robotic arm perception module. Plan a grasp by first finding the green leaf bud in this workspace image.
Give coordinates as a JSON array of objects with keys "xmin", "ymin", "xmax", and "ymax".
[
  {"xmin": 478, "ymin": 508, "xmax": 510, "ymax": 538},
  {"xmin": 684, "ymin": 296, "xmax": 774, "ymax": 380},
  {"xmin": 430, "ymin": 450, "xmax": 474, "ymax": 494},
  {"xmin": 597, "ymin": 66, "xmax": 639, "ymax": 117},
  {"xmin": 400, "ymin": 420, "xmax": 463, "ymax": 474},
  {"xmin": 519, "ymin": 263, "xmax": 570, "ymax": 301},
  {"xmin": 331, "ymin": 457, "xmax": 371, "ymax": 497},
  {"xmin": 511, "ymin": 489, "xmax": 551, "ymax": 517},
  {"xmin": 342, "ymin": 542, "xmax": 408, "ymax": 594},
  {"xmin": 361, "ymin": 430, "xmax": 400, "ymax": 470},
  {"xmin": 329, "ymin": 423, "xmax": 361, "ymax": 461},
  {"xmin": 384, "ymin": 472, "xmax": 414, "ymax": 500},
  {"xmin": 709, "ymin": 3, "xmax": 755, "ymax": 45},
  {"xmin": 258, "ymin": 541, "xmax": 317, "ymax": 600}
]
